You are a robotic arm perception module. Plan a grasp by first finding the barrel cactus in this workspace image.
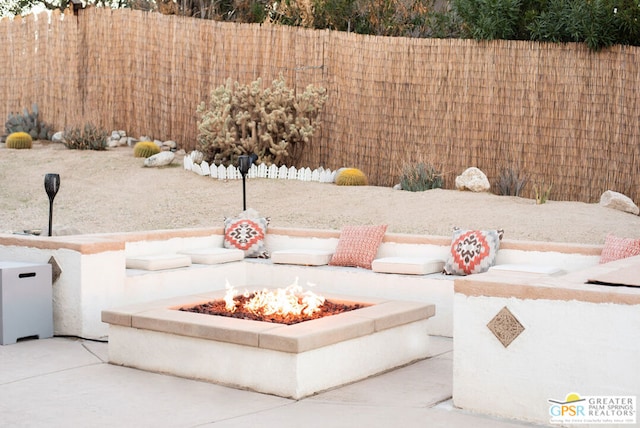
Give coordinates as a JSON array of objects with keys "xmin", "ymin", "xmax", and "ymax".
[
  {"xmin": 133, "ymin": 141, "xmax": 161, "ymax": 158},
  {"xmin": 335, "ymin": 168, "xmax": 368, "ymax": 186},
  {"xmin": 5, "ymin": 132, "xmax": 33, "ymax": 149}
]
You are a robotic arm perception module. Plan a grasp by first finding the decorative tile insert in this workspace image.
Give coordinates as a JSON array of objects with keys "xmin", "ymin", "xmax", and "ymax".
[
  {"xmin": 487, "ymin": 306, "xmax": 525, "ymax": 348},
  {"xmin": 48, "ymin": 256, "xmax": 62, "ymax": 283}
]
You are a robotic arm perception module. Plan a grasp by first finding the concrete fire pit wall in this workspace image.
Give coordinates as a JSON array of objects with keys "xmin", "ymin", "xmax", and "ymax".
[{"xmin": 452, "ymin": 255, "xmax": 640, "ymax": 425}]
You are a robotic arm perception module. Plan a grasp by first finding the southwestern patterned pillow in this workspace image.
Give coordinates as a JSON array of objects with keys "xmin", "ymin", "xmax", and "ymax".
[
  {"xmin": 444, "ymin": 228, "xmax": 504, "ymax": 276},
  {"xmin": 224, "ymin": 212, "xmax": 270, "ymax": 258},
  {"xmin": 329, "ymin": 224, "xmax": 388, "ymax": 269},
  {"xmin": 599, "ymin": 233, "xmax": 640, "ymax": 264}
]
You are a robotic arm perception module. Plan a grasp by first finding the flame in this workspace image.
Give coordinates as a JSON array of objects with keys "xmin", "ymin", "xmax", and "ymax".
[
  {"xmin": 223, "ymin": 278, "xmax": 325, "ymax": 318},
  {"xmin": 224, "ymin": 280, "xmax": 238, "ymax": 312}
]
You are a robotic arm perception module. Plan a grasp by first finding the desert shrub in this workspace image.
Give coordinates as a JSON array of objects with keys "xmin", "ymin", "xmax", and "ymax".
[
  {"xmin": 335, "ymin": 168, "xmax": 368, "ymax": 186},
  {"xmin": 4, "ymin": 104, "xmax": 53, "ymax": 141},
  {"xmin": 495, "ymin": 167, "xmax": 528, "ymax": 196},
  {"xmin": 63, "ymin": 123, "xmax": 109, "ymax": 151},
  {"xmin": 5, "ymin": 132, "xmax": 33, "ymax": 149},
  {"xmin": 197, "ymin": 75, "xmax": 327, "ymax": 167},
  {"xmin": 133, "ymin": 141, "xmax": 161, "ymax": 158},
  {"xmin": 400, "ymin": 162, "xmax": 443, "ymax": 191},
  {"xmin": 533, "ymin": 181, "xmax": 552, "ymax": 204}
]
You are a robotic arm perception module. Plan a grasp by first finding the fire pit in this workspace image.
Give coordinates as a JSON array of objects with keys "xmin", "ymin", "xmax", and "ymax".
[
  {"xmin": 102, "ymin": 282, "xmax": 435, "ymax": 399},
  {"xmin": 180, "ymin": 281, "xmax": 367, "ymax": 324}
]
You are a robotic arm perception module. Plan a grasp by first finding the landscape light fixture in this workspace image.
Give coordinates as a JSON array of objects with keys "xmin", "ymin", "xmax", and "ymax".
[
  {"xmin": 44, "ymin": 173, "xmax": 60, "ymax": 237},
  {"xmin": 238, "ymin": 154, "xmax": 257, "ymax": 211}
]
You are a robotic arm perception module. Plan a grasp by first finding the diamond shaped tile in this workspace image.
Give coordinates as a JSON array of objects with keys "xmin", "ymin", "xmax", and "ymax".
[
  {"xmin": 48, "ymin": 255, "xmax": 62, "ymax": 283},
  {"xmin": 487, "ymin": 306, "xmax": 525, "ymax": 348}
]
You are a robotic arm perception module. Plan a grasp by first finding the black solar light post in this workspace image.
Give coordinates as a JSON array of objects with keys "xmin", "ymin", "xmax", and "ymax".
[
  {"xmin": 44, "ymin": 173, "xmax": 60, "ymax": 237},
  {"xmin": 237, "ymin": 154, "xmax": 257, "ymax": 211}
]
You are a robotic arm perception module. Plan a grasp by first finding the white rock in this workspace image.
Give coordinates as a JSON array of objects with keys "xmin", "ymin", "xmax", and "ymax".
[
  {"xmin": 111, "ymin": 131, "xmax": 121, "ymax": 140},
  {"xmin": 118, "ymin": 137, "xmax": 128, "ymax": 146},
  {"xmin": 144, "ymin": 151, "xmax": 175, "ymax": 167},
  {"xmin": 118, "ymin": 130, "xmax": 126, "ymax": 138},
  {"xmin": 599, "ymin": 190, "xmax": 639, "ymax": 215},
  {"xmin": 127, "ymin": 137, "xmax": 138, "ymax": 147},
  {"xmin": 51, "ymin": 131, "xmax": 65, "ymax": 143},
  {"xmin": 393, "ymin": 183, "xmax": 402, "ymax": 190},
  {"xmin": 455, "ymin": 167, "xmax": 490, "ymax": 192},
  {"xmin": 164, "ymin": 140, "xmax": 177, "ymax": 149}
]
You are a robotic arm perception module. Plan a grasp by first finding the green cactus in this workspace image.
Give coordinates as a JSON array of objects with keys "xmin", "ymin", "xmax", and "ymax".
[
  {"xmin": 5, "ymin": 132, "xmax": 33, "ymax": 149},
  {"xmin": 133, "ymin": 141, "xmax": 161, "ymax": 158},
  {"xmin": 335, "ymin": 168, "xmax": 368, "ymax": 186},
  {"xmin": 4, "ymin": 104, "xmax": 53, "ymax": 141}
]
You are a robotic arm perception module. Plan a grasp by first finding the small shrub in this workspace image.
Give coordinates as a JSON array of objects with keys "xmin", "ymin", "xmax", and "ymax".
[
  {"xmin": 533, "ymin": 181, "xmax": 552, "ymax": 204},
  {"xmin": 133, "ymin": 141, "xmax": 161, "ymax": 158},
  {"xmin": 400, "ymin": 162, "xmax": 443, "ymax": 191},
  {"xmin": 495, "ymin": 167, "xmax": 528, "ymax": 196},
  {"xmin": 63, "ymin": 123, "xmax": 109, "ymax": 151},
  {"xmin": 335, "ymin": 168, "xmax": 368, "ymax": 186},
  {"xmin": 5, "ymin": 131, "xmax": 33, "ymax": 149}
]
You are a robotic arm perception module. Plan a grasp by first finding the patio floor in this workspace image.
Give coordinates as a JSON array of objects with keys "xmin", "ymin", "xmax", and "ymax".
[{"xmin": 0, "ymin": 336, "xmax": 549, "ymax": 427}]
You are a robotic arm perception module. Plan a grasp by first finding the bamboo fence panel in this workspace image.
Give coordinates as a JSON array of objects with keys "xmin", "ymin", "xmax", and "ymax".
[{"xmin": 1, "ymin": 7, "xmax": 639, "ymax": 204}]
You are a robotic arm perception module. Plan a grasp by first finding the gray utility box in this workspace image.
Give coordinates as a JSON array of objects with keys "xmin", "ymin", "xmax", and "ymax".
[{"xmin": 0, "ymin": 261, "xmax": 53, "ymax": 345}]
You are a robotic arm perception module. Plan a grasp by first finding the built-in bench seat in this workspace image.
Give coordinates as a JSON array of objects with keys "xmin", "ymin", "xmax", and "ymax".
[{"xmin": 0, "ymin": 226, "xmax": 603, "ymax": 339}]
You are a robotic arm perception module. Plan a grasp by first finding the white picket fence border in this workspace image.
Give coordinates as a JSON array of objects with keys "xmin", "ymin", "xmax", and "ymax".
[{"xmin": 183, "ymin": 155, "xmax": 337, "ymax": 183}]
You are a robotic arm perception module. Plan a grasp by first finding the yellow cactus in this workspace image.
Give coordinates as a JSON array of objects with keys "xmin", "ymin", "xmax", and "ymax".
[
  {"xmin": 5, "ymin": 132, "xmax": 33, "ymax": 149},
  {"xmin": 133, "ymin": 141, "xmax": 161, "ymax": 158},
  {"xmin": 335, "ymin": 168, "xmax": 368, "ymax": 186}
]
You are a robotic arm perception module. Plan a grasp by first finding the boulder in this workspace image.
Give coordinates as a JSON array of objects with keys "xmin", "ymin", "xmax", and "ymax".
[
  {"xmin": 455, "ymin": 167, "xmax": 490, "ymax": 192},
  {"xmin": 599, "ymin": 190, "xmax": 639, "ymax": 215},
  {"xmin": 144, "ymin": 151, "xmax": 175, "ymax": 167},
  {"xmin": 51, "ymin": 131, "xmax": 65, "ymax": 144}
]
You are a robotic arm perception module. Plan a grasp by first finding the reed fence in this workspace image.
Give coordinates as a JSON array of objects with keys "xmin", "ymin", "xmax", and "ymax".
[{"xmin": 1, "ymin": 7, "xmax": 639, "ymax": 204}]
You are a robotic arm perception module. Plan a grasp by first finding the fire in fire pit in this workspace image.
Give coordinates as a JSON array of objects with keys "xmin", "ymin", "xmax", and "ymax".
[{"xmin": 180, "ymin": 280, "xmax": 366, "ymax": 325}]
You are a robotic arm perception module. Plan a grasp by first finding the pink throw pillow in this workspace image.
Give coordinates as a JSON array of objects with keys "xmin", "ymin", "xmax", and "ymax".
[
  {"xmin": 329, "ymin": 225, "xmax": 388, "ymax": 269},
  {"xmin": 599, "ymin": 234, "xmax": 640, "ymax": 264}
]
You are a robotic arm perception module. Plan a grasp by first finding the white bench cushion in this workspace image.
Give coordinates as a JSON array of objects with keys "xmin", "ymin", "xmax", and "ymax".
[
  {"xmin": 488, "ymin": 264, "xmax": 564, "ymax": 276},
  {"xmin": 372, "ymin": 257, "xmax": 445, "ymax": 275},
  {"xmin": 271, "ymin": 249, "xmax": 334, "ymax": 266},
  {"xmin": 126, "ymin": 254, "xmax": 192, "ymax": 271},
  {"xmin": 180, "ymin": 247, "xmax": 244, "ymax": 265}
]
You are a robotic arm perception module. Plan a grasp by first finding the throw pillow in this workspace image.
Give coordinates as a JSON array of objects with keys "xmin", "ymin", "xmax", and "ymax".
[
  {"xmin": 329, "ymin": 224, "xmax": 388, "ymax": 269},
  {"xmin": 599, "ymin": 233, "xmax": 640, "ymax": 264},
  {"xmin": 444, "ymin": 228, "xmax": 504, "ymax": 275},
  {"xmin": 224, "ymin": 212, "xmax": 269, "ymax": 258}
]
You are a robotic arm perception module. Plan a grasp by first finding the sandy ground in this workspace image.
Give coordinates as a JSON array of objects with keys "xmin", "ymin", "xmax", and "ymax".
[{"xmin": 1, "ymin": 141, "xmax": 639, "ymax": 245}]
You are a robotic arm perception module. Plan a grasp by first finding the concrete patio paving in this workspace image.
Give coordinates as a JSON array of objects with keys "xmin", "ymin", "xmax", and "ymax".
[{"xmin": 0, "ymin": 336, "xmax": 548, "ymax": 427}]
